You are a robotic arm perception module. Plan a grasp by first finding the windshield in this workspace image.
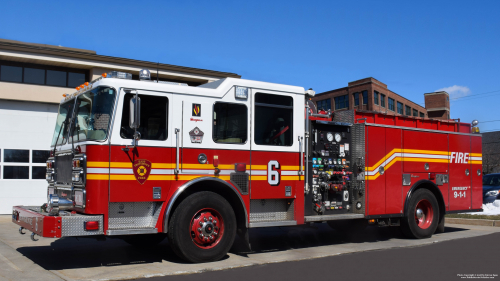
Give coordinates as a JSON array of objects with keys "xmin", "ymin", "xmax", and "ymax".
[
  {"xmin": 72, "ymin": 87, "xmax": 116, "ymax": 142},
  {"xmin": 483, "ymin": 175, "xmax": 500, "ymax": 186},
  {"xmin": 51, "ymin": 100, "xmax": 75, "ymax": 146}
]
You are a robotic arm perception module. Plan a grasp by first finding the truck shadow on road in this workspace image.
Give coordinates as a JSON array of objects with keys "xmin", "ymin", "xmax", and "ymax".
[{"xmin": 15, "ymin": 225, "xmax": 466, "ymax": 270}]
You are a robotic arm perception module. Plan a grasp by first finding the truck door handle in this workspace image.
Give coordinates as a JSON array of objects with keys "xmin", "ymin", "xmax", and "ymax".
[
  {"xmin": 299, "ymin": 136, "xmax": 304, "ymax": 176},
  {"xmin": 175, "ymin": 128, "xmax": 180, "ymax": 175}
]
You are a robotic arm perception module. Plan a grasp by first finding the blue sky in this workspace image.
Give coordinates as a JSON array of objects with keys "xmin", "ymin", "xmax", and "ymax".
[{"xmin": 1, "ymin": 0, "xmax": 499, "ymax": 131}]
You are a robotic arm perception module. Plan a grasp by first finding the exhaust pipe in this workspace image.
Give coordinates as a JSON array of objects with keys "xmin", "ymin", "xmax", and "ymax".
[{"xmin": 47, "ymin": 194, "xmax": 74, "ymax": 216}]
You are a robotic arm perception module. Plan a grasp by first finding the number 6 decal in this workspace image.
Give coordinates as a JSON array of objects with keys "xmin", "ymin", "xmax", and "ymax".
[{"xmin": 268, "ymin": 160, "xmax": 280, "ymax": 185}]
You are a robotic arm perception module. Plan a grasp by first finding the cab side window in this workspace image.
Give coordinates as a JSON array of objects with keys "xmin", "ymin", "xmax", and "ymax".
[
  {"xmin": 254, "ymin": 93, "xmax": 293, "ymax": 146},
  {"xmin": 213, "ymin": 102, "xmax": 247, "ymax": 144},
  {"xmin": 120, "ymin": 94, "xmax": 168, "ymax": 140}
]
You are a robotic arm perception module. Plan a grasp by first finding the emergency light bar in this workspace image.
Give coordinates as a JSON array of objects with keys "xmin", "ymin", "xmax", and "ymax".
[{"xmin": 106, "ymin": 71, "xmax": 132, "ymax": 80}]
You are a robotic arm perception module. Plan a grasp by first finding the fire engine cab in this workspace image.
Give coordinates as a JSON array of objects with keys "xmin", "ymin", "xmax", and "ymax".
[{"xmin": 12, "ymin": 70, "xmax": 483, "ymax": 263}]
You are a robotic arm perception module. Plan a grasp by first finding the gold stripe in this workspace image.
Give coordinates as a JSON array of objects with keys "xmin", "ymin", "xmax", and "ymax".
[
  {"xmin": 403, "ymin": 158, "xmax": 449, "ymax": 163},
  {"xmin": 471, "ymin": 160, "xmax": 482, "ymax": 164},
  {"xmin": 470, "ymin": 153, "xmax": 482, "ymax": 157},
  {"xmin": 87, "ymin": 174, "xmax": 110, "ymax": 180},
  {"xmin": 403, "ymin": 149, "xmax": 449, "ymax": 155},
  {"xmin": 250, "ymin": 176, "xmax": 267, "ymax": 181}
]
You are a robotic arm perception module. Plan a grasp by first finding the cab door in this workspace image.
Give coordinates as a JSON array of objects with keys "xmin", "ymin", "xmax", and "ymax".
[
  {"xmin": 109, "ymin": 89, "xmax": 173, "ymax": 202},
  {"xmin": 172, "ymin": 90, "xmax": 251, "ymax": 212},
  {"xmin": 250, "ymin": 90, "xmax": 304, "ymax": 224}
]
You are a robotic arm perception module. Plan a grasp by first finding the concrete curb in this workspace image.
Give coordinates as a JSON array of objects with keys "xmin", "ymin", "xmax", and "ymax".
[{"xmin": 446, "ymin": 218, "xmax": 500, "ymax": 227}]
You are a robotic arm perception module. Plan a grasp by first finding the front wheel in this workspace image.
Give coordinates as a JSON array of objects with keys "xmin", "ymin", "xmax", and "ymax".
[
  {"xmin": 168, "ymin": 191, "xmax": 236, "ymax": 263},
  {"xmin": 401, "ymin": 189, "xmax": 439, "ymax": 239}
]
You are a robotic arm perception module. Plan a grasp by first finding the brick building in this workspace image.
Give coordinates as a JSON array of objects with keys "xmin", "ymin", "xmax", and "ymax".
[{"xmin": 312, "ymin": 77, "xmax": 450, "ymax": 120}]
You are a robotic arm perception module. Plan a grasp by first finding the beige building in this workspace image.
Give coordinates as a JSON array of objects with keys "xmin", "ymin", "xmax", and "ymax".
[{"xmin": 0, "ymin": 38, "xmax": 240, "ymax": 214}]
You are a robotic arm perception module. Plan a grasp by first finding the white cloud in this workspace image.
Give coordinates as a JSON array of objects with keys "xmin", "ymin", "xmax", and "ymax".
[{"xmin": 436, "ymin": 85, "xmax": 470, "ymax": 99}]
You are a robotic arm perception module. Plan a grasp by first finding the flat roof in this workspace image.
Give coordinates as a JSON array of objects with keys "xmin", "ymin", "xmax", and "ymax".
[{"xmin": 0, "ymin": 38, "xmax": 241, "ymax": 79}]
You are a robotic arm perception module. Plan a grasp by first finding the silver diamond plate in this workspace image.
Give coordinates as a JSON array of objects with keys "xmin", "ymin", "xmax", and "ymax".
[
  {"xmin": 249, "ymin": 199, "xmax": 294, "ymax": 222},
  {"xmin": 351, "ymin": 123, "xmax": 366, "ymax": 215},
  {"xmin": 333, "ymin": 110, "xmax": 355, "ymax": 124},
  {"xmin": 108, "ymin": 202, "xmax": 162, "ymax": 230},
  {"xmin": 61, "ymin": 214, "xmax": 104, "ymax": 236}
]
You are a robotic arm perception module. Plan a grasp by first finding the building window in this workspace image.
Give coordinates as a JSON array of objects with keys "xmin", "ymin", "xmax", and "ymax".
[
  {"xmin": 405, "ymin": 105, "xmax": 411, "ymax": 116},
  {"xmin": 362, "ymin": 91, "xmax": 368, "ymax": 105},
  {"xmin": 334, "ymin": 95, "xmax": 349, "ymax": 110},
  {"xmin": 213, "ymin": 102, "xmax": 247, "ymax": 144},
  {"xmin": 32, "ymin": 150, "xmax": 50, "ymax": 163},
  {"xmin": 354, "ymin": 93, "xmax": 359, "ymax": 106},
  {"xmin": 374, "ymin": 91, "xmax": 379, "ymax": 105},
  {"xmin": 420, "ymin": 112, "xmax": 424, "ymax": 118},
  {"xmin": 0, "ymin": 60, "xmax": 88, "ymax": 88},
  {"xmin": 4, "ymin": 149, "xmax": 29, "ymax": 163},
  {"xmin": 397, "ymin": 102, "xmax": 403, "ymax": 114},
  {"xmin": 388, "ymin": 98, "xmax": 395, "ymax": 111},
  {"xmin": 3, "ymin": 166, "xmax": 29, "ymax": 180},
  {"xmin": 316, "ymin": 99, "xmax": 331, "ymax": 111},
  {"xmin": 413, "ymin": 109, "xmax": 418, "ymax": 117},
  {"xmin": 380, "ymin": 94, "xmax": 386, "ymax": 108},
  {"xmin": 255, "ymin": 93, "xmax": 293, "ymax": 146},
  {"xmin": 1, "ymin": 149, "xmax": 49, "ymax": 180}
]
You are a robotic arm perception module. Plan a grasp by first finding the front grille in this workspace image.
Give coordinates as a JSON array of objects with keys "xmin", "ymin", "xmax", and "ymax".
[{"xmin": 55, "ymin": 153, "xmax": 73, "ymax": 185}]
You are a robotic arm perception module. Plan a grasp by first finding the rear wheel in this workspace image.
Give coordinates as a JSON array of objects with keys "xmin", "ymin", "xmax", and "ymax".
[
  {"xmin": 168, "ymin": 191, "xmax": 236, "ymax": 263},
  {"xmin": 401, "ymin": 189, "xmax": 439, "ymax": 239}
]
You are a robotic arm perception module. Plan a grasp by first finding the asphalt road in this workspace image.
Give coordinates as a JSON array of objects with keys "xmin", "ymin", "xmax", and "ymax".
[{"xmin": 135, "ymin": 232, "xmax": 500, "ymax": 281}]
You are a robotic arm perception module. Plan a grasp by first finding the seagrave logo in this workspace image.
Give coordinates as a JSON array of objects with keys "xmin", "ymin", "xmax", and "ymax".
[
  {"xmin": 192, "ymin": 103, "xmax": 201, "ymax": 117},
  {"xmin": 133, "ymin": 159, "xmax": 152, "ymax": 184}
]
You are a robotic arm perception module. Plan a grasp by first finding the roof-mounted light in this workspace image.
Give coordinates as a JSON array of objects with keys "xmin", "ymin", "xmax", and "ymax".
[
  {"xmin": 235, "ymin": 86, "xmax": 248, "ymax": 99},
  {"xmin": 106, "ymin": 71, "xmax": 132, "ymax": 80}
]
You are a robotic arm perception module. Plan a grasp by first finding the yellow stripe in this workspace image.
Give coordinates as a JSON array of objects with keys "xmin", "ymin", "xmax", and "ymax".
[
  {"xmin": 403, "ymin": 149, "xmax": 449, "ymax": 155},
  {"xmin": 87, "ymin": 174, "xmax": 110, "ymax": 180},
  {"xmin": 403, "ymin": 158, "xmax": 449, "ymax": 163},
  {"xmin": 250, "ymin": 176, "xmax": 267, "ymax": 181},
  {"xmin": 471, "ymin": 160, "xmax": 482, "ymax": 165},
  {"xmin": 251, "ymin": 165, "xmax": 267, "ymax": 170},
  {"xmin": 470, "ymin": 153, "xmax": 482, "ymax": 157},
  {"xmin": 88, "ymin": 174, "xmax": 232, "ymax": 181}
]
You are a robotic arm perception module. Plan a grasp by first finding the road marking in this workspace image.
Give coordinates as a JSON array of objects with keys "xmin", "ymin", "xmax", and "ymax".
[{"xmin": 0, "ymin": 253, "xmax": 21, "ymax": 271}]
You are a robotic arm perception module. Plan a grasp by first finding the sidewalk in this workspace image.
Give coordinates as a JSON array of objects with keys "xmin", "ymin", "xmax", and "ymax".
[{"xmin": 1, "ymin": 215, "xmax": 500, "ymax": 281}]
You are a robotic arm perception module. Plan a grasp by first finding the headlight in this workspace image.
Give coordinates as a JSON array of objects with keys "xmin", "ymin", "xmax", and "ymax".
[
  {"xmin": 485, "ymin": 190, "xmax": 499, "ymax": 197},
  {"xmin": 72, "ymin": 172, "xmax": 81, "ymax": 182}
]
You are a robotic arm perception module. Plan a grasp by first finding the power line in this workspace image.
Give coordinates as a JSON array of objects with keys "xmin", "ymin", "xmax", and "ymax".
[
  {"xmin": 480, "ymin": 120, "xmax": 500, "ymax": 123},
  {"xmin": 481, "ymin": 129, "xmax": 500, "ymax": 133},
  {"xmin": 450, "ymin": 89, "xmax": 500, "ymax": 101}
]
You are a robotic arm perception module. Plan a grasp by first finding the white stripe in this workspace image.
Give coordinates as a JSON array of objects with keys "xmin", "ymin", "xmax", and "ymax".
[
  {"xmin": 87, "ymin": 168, "xmax": 109, "ymax": 174},
  {"xmin": 281, "ymin": 170, "xmax": 298, "ymax": 176},
  {"xmin": 470, "ymin": 157, "xmax": 482, "ymax": 161},
  {"xmin": 250, "ymin": 170, "xmax": 267, "ymax": 175},
  {"xmin": 402, "ymin": 153, "xmax": 449, "ymax": 159},
  {"xmin": 150, "ymin": 169, "xmax": 174, "ymax": 175},
  {"xmin": 110, "ymin": 168, "xmax": 134, "ymax": 174}
]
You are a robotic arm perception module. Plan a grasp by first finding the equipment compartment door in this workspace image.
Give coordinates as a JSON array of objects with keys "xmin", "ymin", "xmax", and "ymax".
[
  {"xmin": 470, "ymin": 135, "xmax": 482, "ymax": 210},
  {"xmin": 109, "ymin": 89, "xmax": 173, "ymax": 202},
  {"xmin": 365, "ymin": 126, "xmax": 386, "ymax": 215},
  {"xmin": 448, "ymin": 134, "xmax": 472, "ymax": 211}
]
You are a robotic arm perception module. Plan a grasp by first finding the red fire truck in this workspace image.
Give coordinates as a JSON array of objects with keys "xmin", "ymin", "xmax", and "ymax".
[{"xmin": 12, "ymin": 70, "xmax": 482, "ymax": 263}]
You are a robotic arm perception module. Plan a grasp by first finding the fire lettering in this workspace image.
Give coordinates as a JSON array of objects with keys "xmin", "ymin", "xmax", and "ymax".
[{"xmin": 450, "ymin": 152, "xmax": 469, "ymax": 164}]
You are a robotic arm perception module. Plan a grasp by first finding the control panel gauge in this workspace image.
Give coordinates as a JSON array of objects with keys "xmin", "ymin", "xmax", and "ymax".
[
  {"xmin": 335, "ymin": 133, "xmax": 341, "ymax": 142},
  {"xmin": 327, "ymin": 132, "xmax": 334, "ymax": 142}
]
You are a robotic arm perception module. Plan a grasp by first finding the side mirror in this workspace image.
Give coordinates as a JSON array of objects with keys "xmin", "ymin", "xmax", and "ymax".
[{"xmin": 129, "ymin": 96, "xmax": 141, "ymax": 129}]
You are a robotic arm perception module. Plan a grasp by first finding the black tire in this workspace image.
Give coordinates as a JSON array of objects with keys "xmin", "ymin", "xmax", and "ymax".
[
  {"xmin": 327, "ymin": 219, "xmax": 368, "ymax": 234},
  {"xmin": 168, "ymin": 191, "xmax": 236, "ymax": 263},
  {"xmin": 122, "ymin": 234, "xmax": 167, "ymax": 247},
  {"xmin": 401, "ymin": 189, "xmax": 439, "ymax": 239}
]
